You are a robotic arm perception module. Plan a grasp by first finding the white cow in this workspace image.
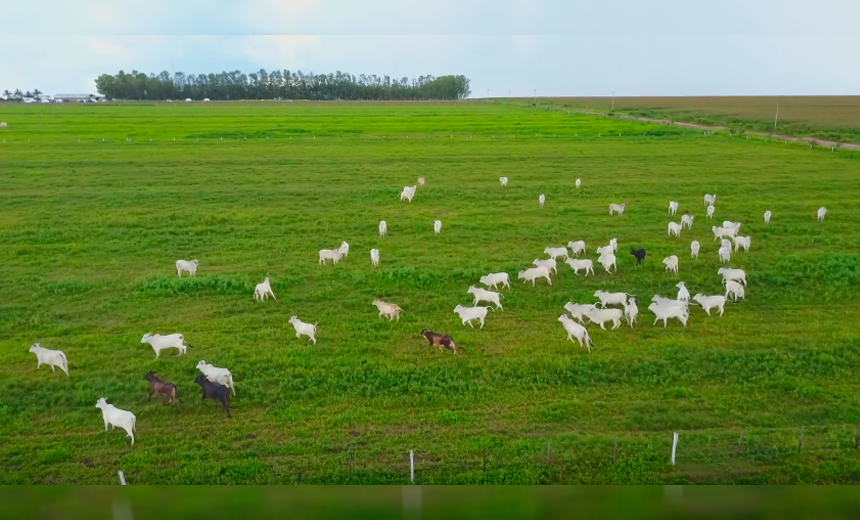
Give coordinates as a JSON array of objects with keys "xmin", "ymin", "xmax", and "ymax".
[
  {"xmin": 372, "ymin": 299, "xmax": 403, "ymax": 321},
  {"xmin": 596, "ymin": 245, "xmax": 614, "ymax": 256},
  {"xmin": 453, "ymin": 305, "xmax": 490, "ymax": 328},
  {"xmin": 544, "ymin": 247, "xmax": 568, "ymax": 260},
  {"xmin": 594, "ymin": 290, "xmax": 629, "ymax": 308},
  {"xmin": 500, "ymin": 176, "xmax": 509, "ymax": 187},
  {"xmin": 518, "ymin": 266, "xmax": 552, "ymax": 286},
  {"xmin": 565, "ymin": 258, "xmax": 594, "ymax": 276},
  {"xmin": 725, "ymin": 280, "xmax": 746, "ymax": 301},
  {"xmin": 663, "ymin": 255, "xmax": 679, "ymax": 274},
  {"xmin": 610, "ymin": 238, "xmax": 618, "ymax": 252},
  {"xmin": 668, "ymin": 201, "xmax": 679, "ymax": 215},
  {"xmin": 140, "ymin": 333, "xmax": 188, "ymax": 358},
  {"xmin": 468, "ymin": 286, "xmax": 503, "ymax": 310},
  {"xmin": 624, "ymin": 297, "xmax": 639, "ymax": 327},
  {"xmin": 648, "ymin": 303, "xmax": 689, "ymax": 327},
  {"xmin": 722, "ymin": 221, "xmax": 742, "ymax": 232},
  {"xmin": 319, "ymin": 249, "xmax": 343, "ymax": 265},
  {"xmin": 254, "ymin": 277, "xmax": 276, "ymax": 300},
  {"xmin": 704, "ymin": 194, "xmax": 716, "ymax": 206},
  {"xmin": 690, "ymin": 240, "xmax": 700, "ymax": 259},
  {"xmin": 681, "ymin": 214, "xmax": 694, "ymax": 229},
  {"xmin": 480, "ymin": 272, "xmax": 510, "ymax": 290},
  {"xmin": 533, "ymin": 258, "xmax": 558, "ymax": 274},
  {"xmin": 712, "ymin": 226, "xmax": 737, "ymax": 240},
  {"xmin": 338, "ymin": 241, "xmax": 350, "ymax": 258},
  {"xmin": 289, "ymin": 316, "xmax": 318, "ymax": 344},
  {"xmin": 434, "ymin": 220, "xmax": 442, "ymax": 234},
  {"xmin": 567, "ymin": 240, "xmax": 586, "ymax": 257},
  {"xmin": 28, "ymin": 343, "xmax": 69, "ymax": 376},
  {"xmin": 558, "ymin": 315, "xmax": 593, "ymax": 352},
  {"xmin": 370, "ymin": 249, "xmax": 380, "ymax": 267},
  {"xmin": 718, "ymin": 267, "xmax": 747, "ymax": 286},
  {"xmin": 564, "ymin": 302, "xmax": 592, "ymax": 323},
  {"xmin": 693, "ymin": 294, "xmax": 726, "ymax": 316},
  {"xmin": 668, "ymin": 222, "xmax": 682, "ymax": 237},
  {"xmin": 733, "ymin": 235, "xmax": 751, "ymax": 252},
  {"xmin": 95, "ymin": 398, "xmax": 136, "ymax": 445},
  {"xmin": 706, "ymin": 205, "xmax": 715, "ymax": 219},
  {"xmin": 676, "ymin": 282, "xmax": 690, "ymax": 302},
  {"xmin": 400, "ymin": 186, "xmax": 417, "ymax": 202},
  {"xmin": 609, "ymin": 203, "xmax": 626, "ymax": 216},
  {"xmin": 764, "ymin": 210, "xmax": 772, "ymax": 224},
  {"xmin": 598, "ymin": 252, "xmax": 617, "ymax": 273},
  {"xmin": 196, "ymin": 360, "xmax": 236, "ymax": 395},
  {"xmin": 176, "ymin": 259, "xmax": 199, "ymax": 277},
  {"xmin": 718, "ymin": 245, "xmax": 732, "ymax": 263},
  {"xmin": 818, "ymin": 207, "xmax": 828, "ymax": 221},
  {"xmin": 418, "ymin": 176, "xmax": 426, "ymax": 186},
  {"xmin": 575, "ymin": 178, "xmax": 582, "ymax": 189},
  {"xmin": 379, "ymin": 220, "xmax": 388, "ymax": 237},
  {"xmin": 584, "ymin": 305, "xmax": 623, "ymax": 330},
  {"xmin": 539, "ymin": 194, "xmax": 546, "ymax": 208}
]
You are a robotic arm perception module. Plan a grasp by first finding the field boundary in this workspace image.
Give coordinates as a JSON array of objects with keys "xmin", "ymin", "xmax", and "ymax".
[{"xmin": 497, "ymin": 100, "xmax": 860, "ymax": 151}]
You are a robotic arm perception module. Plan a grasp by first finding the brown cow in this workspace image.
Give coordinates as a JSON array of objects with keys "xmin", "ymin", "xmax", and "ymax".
[
  {"xmin": 421, "ymin": 330, "xmax": 460, "ymax": 355},
  {"xmin": 144, "ymin": 371, "xmax": 178, "ymax": 408}
]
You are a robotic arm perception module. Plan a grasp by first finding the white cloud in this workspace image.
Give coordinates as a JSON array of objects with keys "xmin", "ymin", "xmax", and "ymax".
[{"xmin": 236, "ymin": 35, "xmax": 321, "ymax": 68}]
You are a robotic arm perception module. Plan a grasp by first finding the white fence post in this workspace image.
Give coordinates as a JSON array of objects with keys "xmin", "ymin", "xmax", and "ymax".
[
  {"xmin": 118, "ymin": 470, "xmax": 127, "ymax": 485},
  {"xmin": 671, "ymin": 432, "xmax": 679, "ymax": 465},
  {"xmin": 410, "ymin": 450, "xmax": 414, "ymax": 483}
]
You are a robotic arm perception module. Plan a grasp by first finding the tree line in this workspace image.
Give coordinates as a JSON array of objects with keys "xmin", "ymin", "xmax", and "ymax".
[{"xmin": 93, "ymin": 70, "xmax": 471, "ymax": 101}]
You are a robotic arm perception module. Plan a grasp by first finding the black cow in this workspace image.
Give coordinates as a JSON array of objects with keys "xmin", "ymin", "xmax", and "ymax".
[
  {"xmin": 631, "ymin": 248, "xmax": 647, "ymax": 265},
  {"xmin": 195, "ymin": 375, "xmax": 231, "ymax": 417},
  {"xmin": 421, "ymin": 330, "xmax": 460, "ymax": 356}
]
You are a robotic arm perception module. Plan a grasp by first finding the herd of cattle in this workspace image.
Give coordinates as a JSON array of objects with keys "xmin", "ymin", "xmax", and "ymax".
[{"xmin": 25, "ymin": 176, "xmax": 831, "ymax": 445}]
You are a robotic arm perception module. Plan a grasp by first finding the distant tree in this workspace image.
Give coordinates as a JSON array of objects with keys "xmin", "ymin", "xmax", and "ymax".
[
  {"xmin": 93, "ymin": 68, "xmax": 471, "ymax": 101},
  {"xmin": 32, "ymin": 89, "xmax": 42, "ymax": 101},
  {"xmin": 2, "ymin": 90, "xmax": 10, "ymax": 100},
  {"xmin": 13, "ymin": 89, "xmax": 23, "ymax": 101}
]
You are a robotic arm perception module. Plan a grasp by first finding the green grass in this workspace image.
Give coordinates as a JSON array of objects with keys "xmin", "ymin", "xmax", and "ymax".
[{"xmin": 1, "ymin": 103, "xmax": 860, "ymax": 484}]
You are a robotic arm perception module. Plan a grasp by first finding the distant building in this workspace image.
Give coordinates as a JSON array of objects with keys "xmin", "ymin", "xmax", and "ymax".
[{"xmin": 53, "ymin": 94, "xmax": 104, "ymax": 103}]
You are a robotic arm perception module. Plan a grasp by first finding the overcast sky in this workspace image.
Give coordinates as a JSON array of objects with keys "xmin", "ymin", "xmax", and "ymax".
[{"xmin": 2, "ymin": 0, "xmax": 859, "ymax": 97}]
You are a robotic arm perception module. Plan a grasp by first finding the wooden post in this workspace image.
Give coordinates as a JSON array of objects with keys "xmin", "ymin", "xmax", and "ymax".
[{"xmin": 671, "ymin": 432, "xmax": 679, "ymax": 465}]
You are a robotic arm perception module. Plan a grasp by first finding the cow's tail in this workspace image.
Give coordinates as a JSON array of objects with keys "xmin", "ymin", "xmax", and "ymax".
[{"xmin": 228, "ymin": 374, "xmax": 236, "ymax": 396}]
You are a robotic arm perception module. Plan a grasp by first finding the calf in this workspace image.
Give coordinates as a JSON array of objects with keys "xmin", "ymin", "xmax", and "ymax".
[
  {"xmin": 195, "ymin": 375, "xmax": 231, "ymax": 417},
  {"xmin": 144, "ymin": 372, "xmax": 178, "ymax": 408},
  {"xmin": 418, "ymin": 176, "xmax": 426, "ymax": 186},
  {"xmin": 421, "ymin": 330, "xmax": 459, "ymax": 355},
  {"xmin": 630, "ymin": 248, "xmax": 647, "ymax": 265}
]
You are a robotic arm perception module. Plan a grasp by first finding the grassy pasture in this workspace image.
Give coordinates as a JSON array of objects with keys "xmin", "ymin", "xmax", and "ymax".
[
  {"xmin": 541, "ymin": 96, "xmax": 860, "ymax": 143},
  {"xmin": 1, "ymin": 103, "xmax": 860, "ymax": 484}
]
